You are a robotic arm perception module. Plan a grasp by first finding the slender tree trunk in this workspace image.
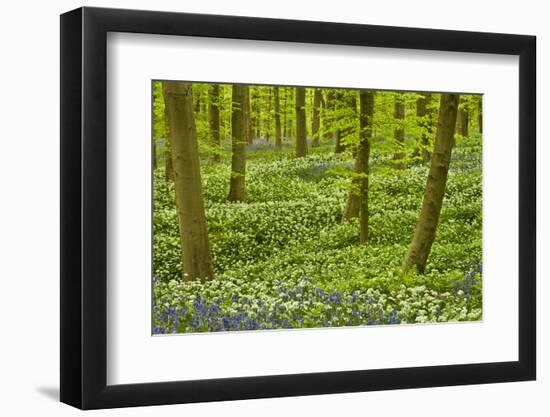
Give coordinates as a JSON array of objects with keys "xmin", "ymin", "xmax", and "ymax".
[
  {"xmin": 343, "ymin": 91, "xmax": 374, "ymax": 226},
  {"xmin": 295, "ymin": 87, "xmax": 308, "ymax": 158},
  {"xmin": 403, "ymin": 93, "xmax": 460, "ymax": 273},
  {"xmin": 359, "ymin": 91, "xmax": 374, "ymax": 243},
  {"xmin": 413, "ymin": 93, "xmax": 432, "ymax": 162},
  {"xmin": 478, "ymin": 97, "xmax": 483, "ymax": 134},
  {"xmin": 250, "ymin": 88, "xmax": 258, "ymax": 142},
  {"xmin": 220, "ymin": 92, "xmax": 226, "ymax": 139},
  {"xmin": 457, "ymin": 103, "xmax": 469, "ymax": 138},
  {"xmin": 282, "ymin": 88, "xmax": 287, "ymax": 141},
  {"xmin": 208, "ymin": 84, "xmax": 221, "ymax": 162},
  {"xmin": 288, "ymin": 88, "xmax": 295, "ymax": 140},
  {"xmin": 274, "ymin": 86, "xmax": 282, "ymax": 150},
  {"xmin": 228, "ymin": 85, "xmax": 247, "ymax": 202},
  {"xmin": 264, "ymin": 88, "xmax": 272, "ymax": 142},
  {"xmin": 311, "ymin": 89, "xmax": 322, "ymax": 147},
  {"xmin": 334, "ymin": 132, "xmax": 344, "ymax": 153},
  {"xmin": 342, "ymin": 150, "xmax": 361, "ymax": 221},
  {"xmin": 194, "ymin": 90, "xmax": 201, "ymax": 113},
  {"xmin": 392, "ymin": 95, "xmax": 406, "ymax": 169},
  {"xmin": 152, "ymin": 138, "xmax": 157, "ymax": 170},
  {"xmin": 162, "ymin": 81, "xmax": 214, "ymax": 282},
  {"xmin": 244, "ymin": 87, "xmax": 253, "ymax": 144},
  {"xmin": 346, "ymin": 93, "xmax": 358, "ymax": 156},
  {"xmin": 226, "ymin": 87, "xmax": 232, "ymax": 139},
  {"xmin": 423, "ymin": 94, "xmax": 435, "ymax": 162},
  {"xmin": 334, "ymin": 92, "xmax": 345, "ymax": 153},
  {"xmin": 334, "ymin": 92, "xmax": 356, "ymax": 153},
  {"xmin": 324, "ymin": 90, "xmax": 335, "ymax": 140}
]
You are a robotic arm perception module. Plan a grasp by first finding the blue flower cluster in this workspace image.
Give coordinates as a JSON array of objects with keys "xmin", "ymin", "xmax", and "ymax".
[
  {"xmin": 452, "ymin": 259, "xmax": 482, "ymax": 299},
  {"xmin": 153, "ymin": 278, "xmax": 401, "ymax": 334},
  {"xmin": 295, "ymin": 161, "xmax": 353, "ymax": 182}
]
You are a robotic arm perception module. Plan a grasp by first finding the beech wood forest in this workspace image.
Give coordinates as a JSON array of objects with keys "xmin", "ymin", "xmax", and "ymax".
[{"xmin": 152, "ymin": 81, "xmax": 482, "ymax": 334}]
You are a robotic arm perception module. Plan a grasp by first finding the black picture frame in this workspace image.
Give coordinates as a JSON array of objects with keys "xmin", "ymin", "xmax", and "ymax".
[{"xmin": 60, "ymin": 6, "xmax": 536, "ymax": 410}]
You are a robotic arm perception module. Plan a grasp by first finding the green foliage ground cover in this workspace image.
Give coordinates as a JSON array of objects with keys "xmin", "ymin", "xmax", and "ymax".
[{"xmin": 153, "ymin": 137, "xmax": 482, "ymax": 333}]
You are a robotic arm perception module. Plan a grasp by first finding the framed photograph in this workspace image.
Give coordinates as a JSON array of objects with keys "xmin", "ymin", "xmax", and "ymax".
[{"xmin": 60, "ymin": 6, "xmax": 536, "ymax": 410}]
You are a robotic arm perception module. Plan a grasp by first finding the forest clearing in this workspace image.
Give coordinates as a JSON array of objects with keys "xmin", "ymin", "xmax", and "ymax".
[{"xmin": 152, "ymin": 81, "xmax": 483, "ymax": 334}]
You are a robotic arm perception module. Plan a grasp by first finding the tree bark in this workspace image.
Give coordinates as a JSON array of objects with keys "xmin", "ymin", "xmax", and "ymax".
[
  {"xmin": 152, "ymin": 138, "xmax": 157, "ymax": 170},
  {"xmin": 342, "ymin": 91, "xmax": 374, "ymax": 229},
  {"xmin": 359, "ymin": 91, "xmax": 374, "ymax": 243},
  {"xmin": 194, "ymin": 92, "xmax": 201, "ymax": 113},
  {"xmin": 274, "ymin": 86, "xmax": 282, "ymax": 150},
  {"xmin": 288, "ymin": 88, "xmax": 295, "ymax": 140},
  {"xmin": 244, "ymin": 87, "xmax": 253, "ymax": 144},
  {"xmin": 403, "ymin": 93, "xmax": 460, "ymax": 273},
  {"xmin": 413, "ymin": 93, "xmax": 432, "ymax": 162},
  {"xmin": 392, "ymin": 95, "xmax": 406, "ymax": 169},
  {"xmin": 264, "ymin": 88, "xmax": 272, "ymax": 141},
  {"xmin": 478, "ymin": 97, "xmax": 483, "ymax": 134},
  {"xmin": 311, "ymin": 89, "xmax": 322, "ymax": 147},
  {"xmin": 424, "ymin": 94, "xmax": 435, "ymax": 162},
  {"xmin": 281, "ymin": 88, "xmax": 287, "ymax": 140},
  {"xmin": 457, "ymin": 103, "xmax": 469, "ymax": 138},
  {"xmin": 334, "ymin": 92, "xmax": 345, "ymax": 153},
  {"xmin": 165, "ymin": 147, "xmax": 174, "ymax": 181},
  {"xmin": 228, "ymin": 85, "xmax": 247, "ymax": 201},
  {"xmin": 334, "ymin": 92, "xmax": 357, "ymax": 154},
  {"xmin": 295, "ymin": 87, "xmax": 308, "ymax": 158},
  {"xmin": 208, "ymin": 84, "xmax": 221, "ymax": 162},
  {"xmin": 342, "ymin": 152, "xmax": 361, "ymax": 221},
  {"xmin": 162, "ymin": 81, "xmax": 214, "ymax": 282},
  {"xmin": 324, "ymin": 90, "xmax": 335, "ymax": 140},
  {"xmin": 164, "ymin": 112, "xmax": 174, "ymax": 181},
  {"xmin": 334, "ymin": 131, "xmax": 344, "ymax": 153},
  {"xmin": 250, "ymin": 88, "xmax": 258, "ymax": 141}
]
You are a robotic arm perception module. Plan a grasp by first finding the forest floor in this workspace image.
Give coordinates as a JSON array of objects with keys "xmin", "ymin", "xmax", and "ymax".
[{"xmin": 153, "ymin": 137, "xmax": 482, "ymax": 333}]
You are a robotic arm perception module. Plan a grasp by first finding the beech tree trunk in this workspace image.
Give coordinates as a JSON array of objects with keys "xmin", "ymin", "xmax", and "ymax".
[
  {"xmin": 392, "ymin": 95, "xmax": 406, "ymax": 169},
  {"xmin": 424, "ymin": 94, "xmax": 435, "ymax": 163},
  {"xmin": 289, "ymin": 88, "xmax": 295, "ymax": 140},
  {"xmin": 311, "ymin": 89, "xmax": 322, "ymax": 147},
  {"xmin": 244, "ymin": 87, "xmax": 252, "ymax": 144},
  {"xmin": 228, "ymin": 85, "xmax": 247, "ymax": 201},
  {"xmin": 336, "ymin": 93, "xmax": 357, "ymax": 155},
  {"xmin": 274, "ymin": 86, "xmax": 282, "ymax": 150},
  {"xmin": 164, "ymin": 111, "xmax": 174, "ymax": 181},
  {"xmin": 165, "ymin": 147, "xmax": 174, "ymax": 181},
  {"xmin": 251, "ymin": 88, "xmax": 258, "ymax": 141},
  {"xmin": 162, "ymin": 81, "xmax": 214, "ymax": 282},
  {"xmin": 342, "ymin": 91, "xmax": 374, "ymax": 230},
  {"xmin": 342, "ymin": 155, "xmax": 361, "ymax": 221},
  {"xmin": 264, "ymin": 88, "xmax": 272, "ymax": 141},
  {"xmin": 334, "ymin": 91, "xmax": 345, "ymax": 153},
  {"xmin": 324, "ymin": 90, "xmax": 336, "ymax": 140},
  {"xmin": 208, "ymin": 84, "xmax": 221, "ymax": 162},
  {"xmin": 413, "ymin": 93, "xmax": 432, "ymax": 163},
  {"xmin": 194, "ymin": 91, "xmax": 201, "ymax": 113},
  {"xmin": 295, "ymin": 87, "xmax": 308, "ymax": 158},
  {"xmin": 403, "ymin": 93, "xmax": 460, "ymax": 273},
  {"xmin": 283, "ymin": 88, "xmax": 288, "ymax": 140},
  {"xmin": 334, "ymin": 131, "xmax": 344, "ymax": 153},
  {"xmin": 457, "ymin": 103, "xmax": 469, "ymax": 138},
  {"xmin": 358, "ymin": 91, "xmax": 374, "ymax": 243},
  {"xmin": 152, "ymin": 138, "xmax": 157, "ymax": 170},
  {"xmin": 478, "ymin": 97, "xmax": 483, "ymax": 134}
]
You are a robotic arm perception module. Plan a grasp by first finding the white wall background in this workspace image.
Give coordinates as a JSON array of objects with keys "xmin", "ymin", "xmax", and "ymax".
[{"xmin": 0, "ymin": 0, "xmax": 545, "ymax": 415}]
